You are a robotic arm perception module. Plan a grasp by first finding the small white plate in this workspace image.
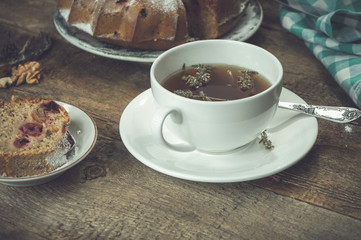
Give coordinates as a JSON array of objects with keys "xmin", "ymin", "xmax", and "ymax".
[
  {"xmin": 119, "ymin": 88, "xmax": 318, "ymax": 183},
  {"xmin": 53, "ymin": 0, "xmax": 263, "ymax": 62},
  {"xmin": 0, "ymin": 102, "xmax": 98, "ymax": 187}
]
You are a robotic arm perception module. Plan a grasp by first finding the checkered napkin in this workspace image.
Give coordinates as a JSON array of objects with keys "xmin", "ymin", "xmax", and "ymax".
[{"xmin": 279, "ymin": 0, "xmax": 361, "ymax": 108}]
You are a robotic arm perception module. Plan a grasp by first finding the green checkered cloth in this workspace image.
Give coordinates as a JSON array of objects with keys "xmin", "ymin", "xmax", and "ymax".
[{"xmin": 279, "ymin": 0, "xmax": 361, "ymax": 108}]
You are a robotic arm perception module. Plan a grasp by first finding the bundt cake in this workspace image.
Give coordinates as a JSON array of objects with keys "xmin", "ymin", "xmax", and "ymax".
[
  {"xmin": 0, "ymin": 96, "xmax": 73, "ymax": 177},
  {"xmin": 57, "ymin": 0, "xmax": 249, "ymax": 50}
]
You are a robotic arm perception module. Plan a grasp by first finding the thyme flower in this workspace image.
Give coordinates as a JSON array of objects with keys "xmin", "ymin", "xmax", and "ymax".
[
  {"xmin": 237, "ymin": 70, "xmax": 258, "ymax": 91},
  {"xmin": 182, "ymin": 64, "xmax": 212, "ymax": 89},
  {"xmin": 199, "ymin": 91, "xmax": 212, "ymax": 101},
  {"xmin": 174, "ymin": 89, "xmax": 193, "ymax": 98},
  {"xmin": 259, "ymin": 130, "xmax": 274, "ymax": 150}
]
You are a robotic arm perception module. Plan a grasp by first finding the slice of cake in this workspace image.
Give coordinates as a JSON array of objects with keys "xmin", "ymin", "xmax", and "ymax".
[{"xmin": 0, "ymin": 96, "xmax": 72, "ymax": 177}]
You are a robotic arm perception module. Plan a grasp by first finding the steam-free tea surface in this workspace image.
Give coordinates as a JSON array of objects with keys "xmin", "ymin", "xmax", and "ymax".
[{"xmin": 162, "ymin": 64, "xmax": 271, "ymax": 101}]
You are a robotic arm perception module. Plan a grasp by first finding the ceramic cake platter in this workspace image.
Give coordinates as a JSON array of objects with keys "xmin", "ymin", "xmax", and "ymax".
[{"xmin": 53, "ymin": 0, "xmax": 263, "ymax": 62}]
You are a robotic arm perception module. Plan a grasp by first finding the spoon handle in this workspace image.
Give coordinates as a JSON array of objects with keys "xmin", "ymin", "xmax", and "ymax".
[{"xmin": 278, "ymin": 102, "xmax": 361, "ymax": 123}]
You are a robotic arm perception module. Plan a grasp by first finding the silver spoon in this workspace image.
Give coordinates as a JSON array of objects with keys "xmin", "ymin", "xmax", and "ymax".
[{"xmin": 278, "ymin": 102, "xmax": 361, "ymax": 123}]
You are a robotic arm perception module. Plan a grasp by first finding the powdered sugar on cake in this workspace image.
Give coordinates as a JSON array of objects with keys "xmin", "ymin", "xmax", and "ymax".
[
  {"xmin": 148, "ymin": 0, "xmax": 179, "ymax": 13},
  {"xmin": 73, "ymin": 23, "xmax": 94, "ymax": 35},
  {"xmin": 59, "ymin": 9, "xmax": 94, "ymax": 35},
  {"xmin": 59, "ymin": 9, "xmax": 70, "ymax": 21},
  {"xmin": 46, "ymin": 131, "xmax": 76, "ymax": 170}
]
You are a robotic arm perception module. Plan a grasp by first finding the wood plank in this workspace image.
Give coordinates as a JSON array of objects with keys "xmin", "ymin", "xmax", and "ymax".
[
  {"xmin": 0, "ymin": 0, "xmax": 58, "ymax": 35},
  {"xmin": 1, "ymin": 159, "xmax": 361, "ymax": 239},
  {"xmin": 0, "ymin": 0, "xmax": 361, "ymax": 239}
]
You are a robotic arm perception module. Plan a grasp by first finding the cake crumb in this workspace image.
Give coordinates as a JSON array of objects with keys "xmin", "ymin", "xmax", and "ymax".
[{"xmin": 345, "ymin": 125, "xmax": 352, "ymax": 133}]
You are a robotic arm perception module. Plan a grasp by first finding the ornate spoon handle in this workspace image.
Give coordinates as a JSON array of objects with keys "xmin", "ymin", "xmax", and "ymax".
[{"xmin": 278, "ymin": 102, "xmax": 361, "ymax": 123}]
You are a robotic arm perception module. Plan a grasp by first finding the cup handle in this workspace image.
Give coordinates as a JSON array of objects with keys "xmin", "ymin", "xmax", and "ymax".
[{"xmin": 151, "ymin": 106, "xmax": 195, "ymax": 152}]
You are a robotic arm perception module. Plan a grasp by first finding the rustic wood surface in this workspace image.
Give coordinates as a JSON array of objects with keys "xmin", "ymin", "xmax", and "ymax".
[{"xmin": 1, "ymin": 0, "xmax": 361, "ymax": 239}]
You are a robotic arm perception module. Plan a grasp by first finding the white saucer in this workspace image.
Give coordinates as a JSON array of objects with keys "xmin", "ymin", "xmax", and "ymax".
[
  {"xmin": 53, "ymin": 0, "xmax": 262, "ymax": 62},
  {"xmin": 0, "ymin": 102, "xmax": 98, "ymax": 187},
  {"xmin": 119, "ymin": 88, "xmax": 318, "ymax": 183}
]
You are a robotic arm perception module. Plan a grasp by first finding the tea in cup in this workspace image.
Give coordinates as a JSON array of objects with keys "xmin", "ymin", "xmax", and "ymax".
[{"xmin": 150, "ymin": 40, "xmax": 283, "ymax": 153}]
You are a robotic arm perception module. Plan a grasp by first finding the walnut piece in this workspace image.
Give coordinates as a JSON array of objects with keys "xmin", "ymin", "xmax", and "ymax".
[
  {"xmin": 0, "ymin": 77, "xmax": 13, "ymax": 88},
  {"xmin": 11, "ymin": 61, "xmax": 42, "ymax": 86}
]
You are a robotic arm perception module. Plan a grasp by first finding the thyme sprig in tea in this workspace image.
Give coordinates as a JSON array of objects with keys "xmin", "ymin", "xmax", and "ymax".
[
  {"xmin": 182, "ymin": 64, "xmax": 212, "ymax": 89},
  {"xmin": 163, "ymin": 64, "xmax": 271, "ymax": 102},
  {"xmin": 174, "ymin": 89, "xmax": 225, "ymax": 101}
]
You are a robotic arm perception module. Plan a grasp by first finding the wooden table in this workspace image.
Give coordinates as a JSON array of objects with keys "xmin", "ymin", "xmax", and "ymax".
[{"xmin": 1, "ymin": 0, "xmax": 361, "ymax": 239}]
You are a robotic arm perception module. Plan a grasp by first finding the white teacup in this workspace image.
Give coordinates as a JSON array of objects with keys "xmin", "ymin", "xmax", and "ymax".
[{"xmin": 150, "ymin": 40, "xmax": 283, "ymax": 153}]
